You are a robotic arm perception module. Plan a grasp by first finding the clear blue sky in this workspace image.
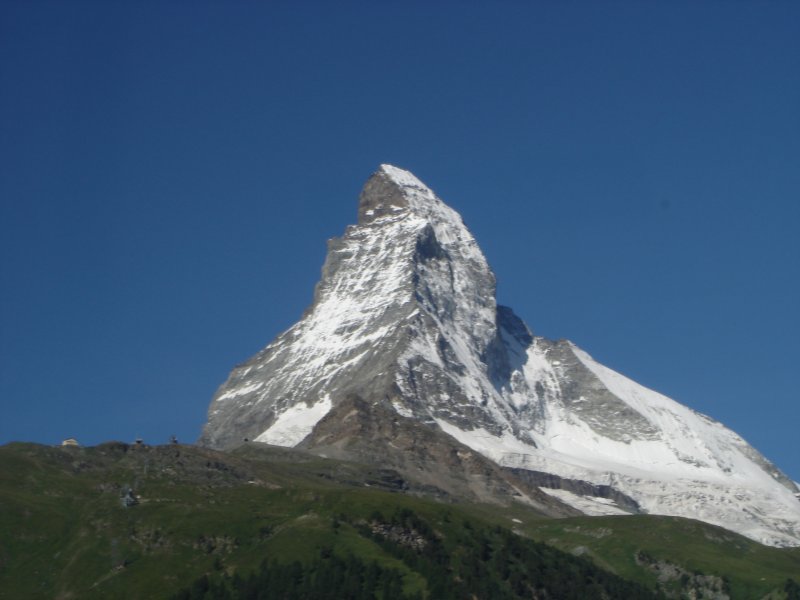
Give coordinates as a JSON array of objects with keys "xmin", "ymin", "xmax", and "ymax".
[{"xmin": 1, "ymin": 2, "xmax": 798, "ymax": 480}]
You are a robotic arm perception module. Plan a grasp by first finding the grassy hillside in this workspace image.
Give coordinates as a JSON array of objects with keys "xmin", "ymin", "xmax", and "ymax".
[
  {"xmin": 0, "ymin": 442, "xmax": 797, "ymax": 599},
  {"xmin": 520, "ymin": 515, "xmax": 800, "ymax": 599}
]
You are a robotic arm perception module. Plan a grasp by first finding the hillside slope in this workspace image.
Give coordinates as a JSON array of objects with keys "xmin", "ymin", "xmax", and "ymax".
[{"xmin": 1, "ymin": 442, "xmax": 798, "ymax": 599}]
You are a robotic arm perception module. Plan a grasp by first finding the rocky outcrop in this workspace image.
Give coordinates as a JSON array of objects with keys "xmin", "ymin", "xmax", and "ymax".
[
  {"xmin": 506, "ymin": 468, "xmax": 641, "ymax": 514},
  {"xmin": 302, "ymin": 394, "xmax": 577, "ymax": 516}
]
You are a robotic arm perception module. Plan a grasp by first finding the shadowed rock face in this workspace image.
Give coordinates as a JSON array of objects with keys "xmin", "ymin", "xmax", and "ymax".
[
  {"xmin": 300, "ymin": 394, "xmax": 577, "ymax": 516},
  {"xmin": 505, "ymin": 468, "xmax": 642, "ymax": 514},
  {"xmin": 357, "ymin": 167, "xmax": 414, "ymax": 224},
  {"xmin": 200, "ymin": 164, "xmax": 800, "ymax": 547}
]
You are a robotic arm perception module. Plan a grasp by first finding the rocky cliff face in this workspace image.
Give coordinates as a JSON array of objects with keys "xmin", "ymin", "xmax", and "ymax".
[{"xmin": 200, "ymin": 164, "xmax": 800, "ymax": 546}]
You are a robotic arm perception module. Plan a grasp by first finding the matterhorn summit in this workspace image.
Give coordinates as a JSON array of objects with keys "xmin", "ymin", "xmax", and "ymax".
[{"xmin": 201, "ymin": 164, "xmax": 800, "ymax": 547}]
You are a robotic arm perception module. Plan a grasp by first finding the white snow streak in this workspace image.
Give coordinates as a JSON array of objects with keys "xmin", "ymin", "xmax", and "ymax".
[
  {"xmin": 255, "ymin": 395, "xmax": 333, "ymax": 447},
  {"xmin": 540, "ymin": 488, "xmax": 630, "ymax": 516}
]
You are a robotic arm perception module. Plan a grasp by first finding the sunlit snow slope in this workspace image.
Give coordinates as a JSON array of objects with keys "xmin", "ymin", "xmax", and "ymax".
[{"xmin": 201, "ymin": 164, "xmax": 800, "ymax": 547}]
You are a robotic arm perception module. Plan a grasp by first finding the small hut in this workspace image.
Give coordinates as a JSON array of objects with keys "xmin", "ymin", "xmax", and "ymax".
[{"xmin": 61, "ymin": 438, "xmax": 80, "ymax": 447}]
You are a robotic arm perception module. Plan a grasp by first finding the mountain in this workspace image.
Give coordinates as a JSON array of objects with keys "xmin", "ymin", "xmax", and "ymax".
[{"xmin": 200, "ymin": 164, "xmax": 800, "ymax": 547}]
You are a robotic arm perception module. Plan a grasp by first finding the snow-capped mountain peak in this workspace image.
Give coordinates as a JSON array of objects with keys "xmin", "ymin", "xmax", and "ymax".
[
  {"xmin": 357, "ymin": 163, "xmax": 436, "ymax": 223},
  {"xmin": 200, "ymin": 165, "xmax": 800, "ymax": 547}
]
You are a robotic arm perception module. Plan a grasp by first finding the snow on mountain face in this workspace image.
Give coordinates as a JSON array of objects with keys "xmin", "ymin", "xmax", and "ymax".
[
  {"xmin": 200, "ymin": 165, "xmax": 499, "ymax": 449},
  {"xmin": 200, "ymin": 164, "xmax": 800, "ymax": 547}
]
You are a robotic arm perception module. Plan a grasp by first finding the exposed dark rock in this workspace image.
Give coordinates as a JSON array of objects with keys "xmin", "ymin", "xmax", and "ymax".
[{"xmin": 506, "ymin": 468, "xmax": 641, "ymax": 513}]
